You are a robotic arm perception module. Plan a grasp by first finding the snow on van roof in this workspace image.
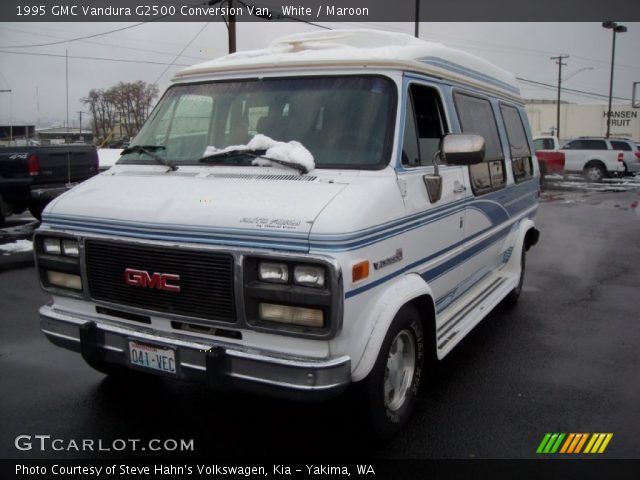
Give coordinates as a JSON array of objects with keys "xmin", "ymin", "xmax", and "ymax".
[{"xmin": 175, "ymin": 29, "xmax": 521, "ymax": 100}]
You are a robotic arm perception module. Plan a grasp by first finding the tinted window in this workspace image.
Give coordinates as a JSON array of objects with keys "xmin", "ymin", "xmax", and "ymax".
[
  {"xmin": 454, "ymin": 93, "xmax": 503, "ymax": 161},
  {"xmin": 611, "ymin": 141, "xmax": 632, "ymax": 151},
  {"xmin": 401, "ymin": 85, "xmax": 447, "ymax": 168},
  {"xmin": 500, "ymin": 104, "xmax": 533, "ymax": 182},
  {"xmin": 454, "ymin": 92, "xmax": 505, "ymax": 194},
  {"xmin": 534, "ymin": 138, "xmax": 554, "ymax": 151}
]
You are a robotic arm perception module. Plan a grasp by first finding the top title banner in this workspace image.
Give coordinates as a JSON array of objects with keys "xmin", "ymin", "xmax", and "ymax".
[{"xmin": 1, "ymin": 0, "xmax": 639, "ymax": 22}]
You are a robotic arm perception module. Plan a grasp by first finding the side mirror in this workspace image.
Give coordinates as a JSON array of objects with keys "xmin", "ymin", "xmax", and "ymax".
[{"xmin": 440, "ymin": 134, "xmax": 485, "ymax": 166}]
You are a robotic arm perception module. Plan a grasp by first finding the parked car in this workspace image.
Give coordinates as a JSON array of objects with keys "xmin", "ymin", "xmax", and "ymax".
[
  {"xmin": 533, "ymin": 136, "xmax": 562, "ymax": 151},
  {"xmin": 560, "ymin": 137, "xmax": 626, "ymax": 182},
  {"xmin": 532, "ymin": 136, "xmax": 565, "ymax": 180},
  {"xmin": 0, "ymin": 144, "xmax": 99, "ymax": 224},
  {"xmin": 34, "ymin": 30, "xmax": 540, "ymax": 436},
  {"xmin": 607, "ymin": 138, "xmax": 640, "ymax": 176}
]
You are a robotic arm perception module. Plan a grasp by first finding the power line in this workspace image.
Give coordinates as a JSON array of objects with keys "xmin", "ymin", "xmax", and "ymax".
[
  {"xmin": 0, "ymin": 1, "xmax": 214, "ymax": 49},
  {"xmin": 517, "ymin": 77, "xmax": 631, "ymax": 102},
  {"xmin": 1, "ymin": 25, "xmax": 207, "ymax": 61},
  {"xmin": 153, "ymin": 22, "xmax": 212, "ymax": 84},
  {"xmin": 0, "ymin": 50, "xmax": 192, "ymax": 67},
  {"xmin": 0, "ymin": 23, "xmax": 151, "ymax": 49}
]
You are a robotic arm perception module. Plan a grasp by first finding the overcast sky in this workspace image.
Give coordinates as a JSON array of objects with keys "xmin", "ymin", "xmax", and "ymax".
[{"xmin": 0, "ymin": 21, "xmax": 639, "ymax": 128}]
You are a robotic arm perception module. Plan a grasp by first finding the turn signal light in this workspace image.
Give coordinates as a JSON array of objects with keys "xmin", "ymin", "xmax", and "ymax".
[{"xmin": 352, "ymin": 261, "xmax": 369, "ymax": 282}]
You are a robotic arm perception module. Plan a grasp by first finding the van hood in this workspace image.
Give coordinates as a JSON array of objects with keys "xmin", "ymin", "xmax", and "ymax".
[{"xmin": 42, "ymin": 166, "xmax": 350, "ymax": 252}]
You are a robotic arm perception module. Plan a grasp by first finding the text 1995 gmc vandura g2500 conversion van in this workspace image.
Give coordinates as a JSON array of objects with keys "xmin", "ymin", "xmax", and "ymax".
[{"xmin": 35, "ymin": 30, "xmax": 540, "ymax": 436}]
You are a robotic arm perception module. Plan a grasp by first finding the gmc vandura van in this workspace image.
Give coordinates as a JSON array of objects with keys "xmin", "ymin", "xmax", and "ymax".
[{"xmin": 35, "ymin": 30, "xmax": 539, "ymax": 436}]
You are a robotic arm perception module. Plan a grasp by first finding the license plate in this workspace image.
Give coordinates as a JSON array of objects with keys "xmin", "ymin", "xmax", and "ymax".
[{"xmin": 128, "ymin": 341, "xmax": 177, "ymax": 375}]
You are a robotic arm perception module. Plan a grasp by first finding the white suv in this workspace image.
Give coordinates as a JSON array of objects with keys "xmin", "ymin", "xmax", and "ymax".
[{"xmin": 608, "ymin": 138, "xmax": 640, "ymax": 175}]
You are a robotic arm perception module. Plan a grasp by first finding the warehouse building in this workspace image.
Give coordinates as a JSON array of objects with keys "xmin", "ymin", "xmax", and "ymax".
[{"xmin": 525, "ymin": 101, "xmax": 639, "ymax": 141}]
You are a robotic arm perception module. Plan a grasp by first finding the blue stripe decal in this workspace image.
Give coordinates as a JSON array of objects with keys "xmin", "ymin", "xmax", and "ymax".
[
  {"xmin": 42, "ymin": 181, "xmax": 538, "ymax": 253},
  {"xmin": 436, "ymin": 269, "xmax": 491, "ymax": 314},
  {"xmin": 345, "ymin": 221, "xmax": 514, "ymax": 299},
  {"xmin": 417, "ymin": 56, "xmax": 521, "ymax": 96},
  {"xmin": 42, "ymin": 220, "xmax": 310, "ymax": 252}
]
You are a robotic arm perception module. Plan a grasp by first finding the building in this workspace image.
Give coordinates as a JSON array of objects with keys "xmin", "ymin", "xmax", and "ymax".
[
  {"xmin": 0, "ymin": 125, "xmax": 36, "ymax": 146},
  {"xmin": 525, "ymin": 101, "xmax": 639, "ymax": 140},
  {"xmin": 36, "ymin": 127, "xmax": 94, "ymax": 144}
]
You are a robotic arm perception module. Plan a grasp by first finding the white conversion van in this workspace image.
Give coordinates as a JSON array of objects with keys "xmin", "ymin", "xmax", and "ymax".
[{"xmin": 35, "ymin": 30, "xmax": 540, "ymax": 436}]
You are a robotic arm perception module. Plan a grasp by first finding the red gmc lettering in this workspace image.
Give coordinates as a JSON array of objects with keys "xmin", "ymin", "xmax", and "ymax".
[{"xmin": 124, "ymin": 268, "xmax": 181, "ymax": 292}]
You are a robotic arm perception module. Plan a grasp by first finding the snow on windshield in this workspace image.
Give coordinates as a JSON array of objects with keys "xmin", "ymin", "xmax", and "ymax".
[{"xmin": 203, "ymin": 134, "xmax": 315, "ymax": 172}]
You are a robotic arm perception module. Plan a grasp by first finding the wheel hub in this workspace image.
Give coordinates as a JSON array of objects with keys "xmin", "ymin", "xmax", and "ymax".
[{"xmin": 384, "ymin": 329, "xmax": 416, "ymax": 411}]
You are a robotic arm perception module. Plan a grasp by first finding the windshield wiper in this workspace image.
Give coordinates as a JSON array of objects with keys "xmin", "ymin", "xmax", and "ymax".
[
  {"xmin": 197, "ymin": 149, "xmax": 308, "ymax": 175},
  {"xmin": 120, "ymin": 145, "xmax": 176, "ymax": 171}
]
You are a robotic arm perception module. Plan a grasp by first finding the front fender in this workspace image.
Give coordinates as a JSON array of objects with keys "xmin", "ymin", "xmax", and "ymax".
[{"xmin": 351, "ymin": 273, "xmax": 434, "ymax": 381}]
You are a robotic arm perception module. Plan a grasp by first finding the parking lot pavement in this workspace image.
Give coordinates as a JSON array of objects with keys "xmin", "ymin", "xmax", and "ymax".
[
  {"xmin": 1, "ymin": 187, "xmax": 639, "ymax": 461},
  {"xmin": 0, "ymin": 213, "xmax": 37, "ymax": 271}
]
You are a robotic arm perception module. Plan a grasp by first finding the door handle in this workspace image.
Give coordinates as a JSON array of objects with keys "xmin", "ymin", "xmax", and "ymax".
[{"xmin": 453, "ymin": 182, "xmax": 466, "ymax": 194}]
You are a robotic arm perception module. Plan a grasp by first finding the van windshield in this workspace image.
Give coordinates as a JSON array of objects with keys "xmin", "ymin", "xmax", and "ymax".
[{"xmin": 120, "ymin": 75, "xmax": 396, "ymax": 170}]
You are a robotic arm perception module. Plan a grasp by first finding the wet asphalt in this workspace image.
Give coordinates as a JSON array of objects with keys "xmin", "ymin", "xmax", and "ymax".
[{"xmin": 1, "ymin": 185, "xmax": 639, "ymax": 461}]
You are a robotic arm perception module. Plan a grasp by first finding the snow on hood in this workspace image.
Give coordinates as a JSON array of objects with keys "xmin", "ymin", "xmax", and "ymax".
[{"xmin": 203, "ymin": 134, "xmax": 315, "ymax": 173}]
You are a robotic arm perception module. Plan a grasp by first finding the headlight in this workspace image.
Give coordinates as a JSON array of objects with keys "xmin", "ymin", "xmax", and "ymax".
[
  {"xmin": 258, "ymin": 262, "xmax": 289, "ymax": 283},
  {"xmin": 61, "ymin": 239, "xmax": 79, "ymax": 257},
  {"xmin": 293, "ymin": 265, "xmax": 325, "ymax": 288},
  {"xmin": 46, "ymin": 271, "xmax": 82, "ymax": 290},
  {"xmin": 259, "ymin": 303, "xmax": 324, "ymax": 328},
  {"xmin": 43, "ymin": 238, "xmax": 62, "ymax": 255}
]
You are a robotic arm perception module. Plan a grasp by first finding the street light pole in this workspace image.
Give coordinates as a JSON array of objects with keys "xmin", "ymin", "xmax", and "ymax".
[
  {"xmin": 0, "ymin": 89, "xmax": 12, "ymax": 146},
  {"xmin": 550, "ymin": 55, "xmax": 569, "ymax": 141},
  {"xmin": 602, "ymin": 21, "xmax": 627, "ymax": 138}
]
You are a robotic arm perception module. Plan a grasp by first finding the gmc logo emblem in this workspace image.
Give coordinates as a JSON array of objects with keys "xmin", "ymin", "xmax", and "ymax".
[{"xmin": 124, "ymin": 268, "xmax": 181, "ymax": 292}]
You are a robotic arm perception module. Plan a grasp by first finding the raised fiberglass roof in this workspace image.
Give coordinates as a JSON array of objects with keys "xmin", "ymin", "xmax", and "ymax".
[{"xmin": 175, "ymin": 29, "xmax": 521, "ymax": 100}]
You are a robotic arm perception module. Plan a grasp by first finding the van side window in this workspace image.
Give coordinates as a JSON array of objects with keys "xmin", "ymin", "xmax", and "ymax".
[
  {"xmin": 454, "ymin": 92, "xmax": 505, "ymax": 194},
  {"xmin": 401, "ymin": 85, "xmax": 447, "ymax": 168},
  {"xmin": 500, "ymin": 104, "xmax": 533, "ymax": 182}
]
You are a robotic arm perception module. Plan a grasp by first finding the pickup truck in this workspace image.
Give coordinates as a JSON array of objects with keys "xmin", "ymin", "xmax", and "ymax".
[
  {"xmin": 533, "ymin": 136, "xmax": 565, "ymax": 180},
  {"xmin": 534, "ymin": 136, "xmax": 625, "ymax": 182},
  {"xmin": 0, "ymin": 144, "xmax": 99, "ymax": 224},
  {"xmin": 533, "ymin": 136, "xmax": 565, "ymax": 178}
]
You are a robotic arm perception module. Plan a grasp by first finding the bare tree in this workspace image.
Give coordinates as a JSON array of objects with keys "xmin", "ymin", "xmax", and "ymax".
[{"xmin": 81, "ymin": 81, "xmax": 158, "ymax": 143}]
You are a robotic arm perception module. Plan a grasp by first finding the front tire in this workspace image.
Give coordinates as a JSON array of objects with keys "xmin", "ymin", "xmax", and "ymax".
[
  {"xmin": 28, "ymin": 200, "xmax": 48, "ymax": 220},
  {"xmin": 360, "ymin": 305, "xmax": 424, "ymax": 438},
  {"xmin": 583, "ymin": 163, "xmax": 605, "ymax": 182}
]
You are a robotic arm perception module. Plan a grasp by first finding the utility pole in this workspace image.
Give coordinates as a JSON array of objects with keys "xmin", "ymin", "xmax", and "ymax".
[
  {"xmin": 550, "ymin": 55, "xmax": 569, "ymax": 141},
  {"xmin": 65, "ymin": 49, "xmax": 70, "ymax": 140},
  {"xmin": 228, "ymin": 0, "xmax": 236, "ymax": 53},
  {"xmin": 602, "ymin": 22, "xmax": 627, "ymax": 138},
  {"xmin": 414, "ymin": 0, "xmax": 420, "ymax": 38}
]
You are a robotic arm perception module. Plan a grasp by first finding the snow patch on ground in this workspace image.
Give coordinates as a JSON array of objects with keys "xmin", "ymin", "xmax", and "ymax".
[
  {"xmin": 203, "ymin": 134, "xmax": 315, "ymax": 172},
  {"xmin": 0, "ymin": 239, "xmax": 33, "ymax": 255}
]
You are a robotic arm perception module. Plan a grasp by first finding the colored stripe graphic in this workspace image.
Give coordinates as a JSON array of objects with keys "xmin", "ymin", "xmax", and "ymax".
[
  {"xmin": 538, "ymin": 433, "xmax": 613, "ymax": 454},
  {"xmin": 584, "ymin": 433, "xmax": 613, "ymax": 454},
  {"xmin": 536, "ymin": 433, "xmax": 565, "ymax": 454}
]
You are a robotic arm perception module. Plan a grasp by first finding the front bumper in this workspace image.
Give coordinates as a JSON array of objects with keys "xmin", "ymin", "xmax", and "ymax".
[
  {"xmin": 625, "ymin": 161, "xmax": 640, "ymax": 174},
  {"xmin": 40, "ymin": 304, "xmax": 351, "ymax": 401}
]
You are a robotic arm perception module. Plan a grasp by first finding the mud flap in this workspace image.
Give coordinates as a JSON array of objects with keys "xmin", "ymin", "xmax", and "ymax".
[
  {"xmin": 206, "ymin": 346, "xmax": 231, "ymax": 389},
  {"xmin": 79, "ymin": 321, "xmax": 104, "ymax": 364}
]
